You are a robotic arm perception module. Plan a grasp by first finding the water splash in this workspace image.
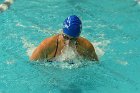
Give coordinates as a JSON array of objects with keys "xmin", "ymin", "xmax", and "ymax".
[
  {"xmin": 52, "ymin": 45, "xmax": 85, "ymax": 69},
  {"xmin": 93, "ymin": 40, "xmax": 110, "ymax": 58},
  {"xmin": 117, "ymin": 60, "xmax": 128, "ymax": 66},
  {"xmin": 21, "ymin": 37, "xmax": 36, "ymax": 57},
  {"xmin": 56, "ymin": 46, "xmax": 80, "ymax": 61}
]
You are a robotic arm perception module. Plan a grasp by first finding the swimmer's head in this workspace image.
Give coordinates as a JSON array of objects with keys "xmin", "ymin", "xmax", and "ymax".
[{"xmin": 63, "ymin": 15, "xmax": 82, "ymax": 38}]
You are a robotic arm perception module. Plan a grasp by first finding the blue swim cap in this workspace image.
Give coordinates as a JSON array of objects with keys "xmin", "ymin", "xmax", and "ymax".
[{"xmin": 63, "ymin": 15, "xmax": 82, "ymax": 38}]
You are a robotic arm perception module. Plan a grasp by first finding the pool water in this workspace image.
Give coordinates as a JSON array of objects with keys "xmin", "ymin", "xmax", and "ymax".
[{"xmin": 0, "ymin": 0, "xmax": 140, "ymax": 93}]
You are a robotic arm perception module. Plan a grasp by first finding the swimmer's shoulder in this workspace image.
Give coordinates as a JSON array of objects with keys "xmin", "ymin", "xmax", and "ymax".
[
  {"xmin": 78, "ymin": 37, "xmax": 98, "ymax": 61},
  {"xmin": 77, "ymin": 37, "xmax": 93, "ymax": 48},
  {"xmin": 40, "ymin": 34, "xmax": 59, "ymax": 47}
]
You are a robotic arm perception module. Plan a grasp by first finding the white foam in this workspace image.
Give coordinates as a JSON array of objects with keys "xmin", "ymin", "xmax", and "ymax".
[
  {"xmin": 15, "ymin": 22, "xmax": 41, "ymax": 31},
  {"xmin": 83, "ymin": 20, "xmax": 92, "ymax": 23},
  {"xmin": 117, "ymin": 60, "xmax": 128, "ymax": 66},
  {"xmin": 96, "ymin": 24, "xmax": 108, "ymax": 28},
  {"xmin": 59, "ymin": 62, "xmax": 83, "ymax": 69},
  {"xmin": 16, "ymin": 22, "xmax": 26, "ymax": 27},
  {"xmin": 55, "ymin": 45, "xmax": 81, "ymax": 62},
  {"xmin": 83, "ymin": 25, "xmax": 92, "ymax": 29},
  {"xmin": 6, "ymin": 59, "xmax": 15, "ymax": 65},
  {"xmin": 21, "ymin": 37, "xmax": 36, "ymax": 57},
  {"xmin": 93, "ymin": 40, "xmax": 110, "ymax": 58},
  {"xmin": 51, "ymin": 45, "xmax": 85, "ymax": 69}
]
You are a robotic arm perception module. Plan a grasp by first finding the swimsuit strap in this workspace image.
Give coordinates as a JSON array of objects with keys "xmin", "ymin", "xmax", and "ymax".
[{"xmin": 53, "ymin": 35, "xmax": 59, "ymax": 57}]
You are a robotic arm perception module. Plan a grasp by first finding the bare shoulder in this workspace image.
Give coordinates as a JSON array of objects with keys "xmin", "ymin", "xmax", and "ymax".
[
  {"xmin": 30, "ymin": 34, "xmax": 59, "ymax": 61},
  {"xmin": 40, "ymin": 34, "xmax": 59, "ymax": 47},
  {"xmin": 77, "ymin": 37, "xmax": 94, "ymax": 48},
  {"xmin": 77, "ymin": 37, "xmax": 99, "ymax": 61}
]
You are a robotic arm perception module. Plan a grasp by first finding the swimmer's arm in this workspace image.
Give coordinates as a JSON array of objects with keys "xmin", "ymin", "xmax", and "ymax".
[
  {"xmin": 86, "ymin": 44, "xmax": 99, "ymax": 62},
  {"xmin": 30, "ymin": 42, "xmax": 47, "ymax": 61}
]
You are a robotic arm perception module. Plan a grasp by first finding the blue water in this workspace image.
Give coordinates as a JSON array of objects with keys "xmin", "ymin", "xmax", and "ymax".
[{"xmin": 0, "ymin": 0, "xmax": 140, "ymax": 93}]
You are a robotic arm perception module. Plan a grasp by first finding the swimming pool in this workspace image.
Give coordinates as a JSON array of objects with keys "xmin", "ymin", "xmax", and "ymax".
[{"xmin": 0, "ymin": 0, "xmax": 140, "ymax": 93}]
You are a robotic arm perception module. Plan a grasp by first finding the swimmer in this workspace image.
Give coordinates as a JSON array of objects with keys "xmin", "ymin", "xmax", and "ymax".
[{"xmin": 30, "ymin": 15, "xmax": 98, "ymax": 62}]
